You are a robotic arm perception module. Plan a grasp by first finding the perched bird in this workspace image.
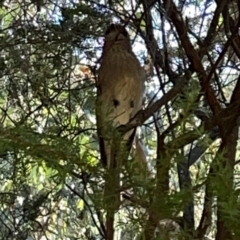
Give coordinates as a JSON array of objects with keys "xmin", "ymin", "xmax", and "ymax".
[
  {"xmin": 96, "ymin": 23, "xmax": 145, "ymax": 238},
  {"xmin": 96, "ymin": 23, "xmax": 145, "ymax": 167}
]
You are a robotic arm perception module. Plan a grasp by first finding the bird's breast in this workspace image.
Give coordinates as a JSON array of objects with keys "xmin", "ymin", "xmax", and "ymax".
[{"xmin": 99, "ymin": 49, "xmax": 143, "ymax": 83}]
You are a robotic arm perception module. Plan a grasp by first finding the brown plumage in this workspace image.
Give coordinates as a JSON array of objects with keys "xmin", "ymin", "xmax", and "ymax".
[
  {"xmin": 97, "ymin": 24, "xmax": 145, "ymax": 166},
  {"xmin": 96, "ymin": 24, "xmax": 145, "ymax": 239}
]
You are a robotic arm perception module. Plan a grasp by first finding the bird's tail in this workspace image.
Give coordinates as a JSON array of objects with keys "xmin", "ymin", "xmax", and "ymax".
[{"xmin": 103, "ymin": 129, "xmax": 136, "ymax": 239}]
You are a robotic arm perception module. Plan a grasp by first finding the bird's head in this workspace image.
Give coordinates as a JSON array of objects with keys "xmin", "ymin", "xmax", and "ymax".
[
  {"xmin": 103, "ymin": 24, "xmax": 132, "ymax": 52},
  {"xmin": 105, "ymin": 24, "xmax": 129, "ymax": 41}
]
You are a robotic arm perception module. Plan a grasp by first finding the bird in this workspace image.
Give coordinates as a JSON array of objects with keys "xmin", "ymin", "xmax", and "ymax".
[
  {"xmin": 96, "ymin": 23, "xmax": 145, "ymax": 167},
  {"xmin": 96, "ymin": 23, "xmax": 145, "ymax": 239}
]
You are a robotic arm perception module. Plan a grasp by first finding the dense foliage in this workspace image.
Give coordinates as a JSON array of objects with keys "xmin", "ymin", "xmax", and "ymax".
[{"xmin": 0, "ymin": 0, "xmax": 240, "ymax": 239}]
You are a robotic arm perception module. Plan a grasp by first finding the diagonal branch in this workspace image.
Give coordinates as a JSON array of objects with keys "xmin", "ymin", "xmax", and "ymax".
[{"xmin": 162, "ymin": 0, "xmax": 221, "ymax": 115}]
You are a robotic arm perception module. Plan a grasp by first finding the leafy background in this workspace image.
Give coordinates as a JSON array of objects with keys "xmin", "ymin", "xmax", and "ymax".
[{"xmin": 0, "ymin": 0, "xmax": 240, "ymax": 239}]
